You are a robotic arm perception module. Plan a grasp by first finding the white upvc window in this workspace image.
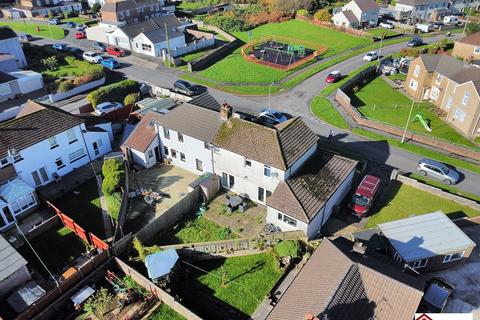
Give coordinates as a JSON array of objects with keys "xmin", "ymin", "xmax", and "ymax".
[
  {"xmin": 66, "ymin": 129, "xmax": 77, "ymax": 143},
  {"xmin": 68, "ymin": 148, "xmax": 85, "ymax": 163},
  {"xmin": 430, "ymin": 87, "xmax": 440, "ymax": 101},
  {"xmin": 263, "ymin": 165, "xmax": 271, "ymax": 177},
  {"xmin": 409, "ymin": 79, "xmax": 418, "ymax": 91},
  {"xmin": 474, "ymin": 46, "xmax": 480, "ymax": 54},
  {"xmin": 443, "ymin": 251, "xmax": 464, "ymax": 263},
  {"xmin": 409, "ymin": 258, "xmax": 428, "ymax": 269},
  {"xmin": 413, "ymin": 65, "xmax": 421, "ymax": 77},
  {"xmin": 462, "ymin": 92, "xmax": 470, "ymax": 106},
  {"xmin": 282, "ymin": 215, "xmax": 297, "ymax": 227},
  {"xmin": 435, "ymin": 73, "xmax": 443, "ymax": 84},
  {"xmin": 244, "ymin": 158, "xmax": 252, "ymax": 167},
  {"xmin": 454, "ymin": 108, "xmax": 466, "ymax": 122},
  {"xmin": 48, "ymin": 136, "xmax": 59, "ymax": 148},
  {"xmin": 445, "ymin": 96, "xmax": 453, "ymax": 109},
  {"xmin": 163, "ymin": 127, "xmax": 170, "ymax": 139}
]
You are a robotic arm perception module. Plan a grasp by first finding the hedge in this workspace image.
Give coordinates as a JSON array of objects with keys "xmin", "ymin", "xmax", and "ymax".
[
  {"xmin": 102, "ymin": 158, "xmax": 124, "ymax": 177},
  {"xmin": 101, "ymin": 159, "xmax": 124, "ymax": 196},
  {"xmin": 87, "ymin": 79, "xmax": 139, "ymax": 107}
]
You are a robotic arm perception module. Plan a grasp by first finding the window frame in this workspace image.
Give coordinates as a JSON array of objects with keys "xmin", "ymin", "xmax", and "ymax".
[
  {"xmin": 283, "ymin": 215, "xmax": 297, "ymax": 227},
  {"xmin": 413, "ymin": 65, "xmax": 421, "ymax": 77},
  {"xmin": 48, "ymin": 136, "xmax": 59, "ymax": 149},
  {"xmin": 195, "ymin": 159, "xmax": 203, "ymax": 172},
  {"xmin": 163, "ymin": 146, "xmax": 169, "ymax": 156},
  {"xmin": 443, "ymin": 251, "xmax": 464, "ymax": 263},
  {"xmin": 409, "ymin": 258, "xmax": 428, "ymax": 269},
  {"xmin": 177, "ymin": 132, "xmax": 184, "ymax": 143},
  {"xmin": 263, "ymin": 165, "xmax": 271, "ymax": 177},
  {"xmin": 462, "ymin": 92, "xmax": 470, "ymax": 106},
  {"xmin": 163, "ymin": 127, "xmax": 170, "ymax": 139},
  {"xmin": 180, "ymin": 152, "xmax": 186, "ymax": 162},
  {"xmin": 409, "ymin": 79, "xmax": 418, "ymax": 90},
  {"xmin": 171, "ymin": 149, "xmax": 177, "ymax": 158},
  {"xmin": 66, "ymin": 129, "xmax": 77, "ymax": 144},
  {"xmin": 55, "ymin": 157, "xmax": 64, "ymax": 169},
  {"xmin": 245, "ymin": 158, "xmax": 252, "ymax": 167}
]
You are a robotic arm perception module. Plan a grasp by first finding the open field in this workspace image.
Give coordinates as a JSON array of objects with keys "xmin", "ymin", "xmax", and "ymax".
[
  {"xmin": 197, "ymin": 19, "xmax": 370, "ymax": 84},
  {"xmin": 0, "ymin": 21, "xmax": 65, "ymax": 39},
  {"xmin": 365, "ymin": 181, "xmax": 480, "ymax": 228},
  {"xmin": 190, "ymin": 253, "xmax": 283, "ymax": 315},
  {"xmin": 351, "ymin": 77, "xmax": 478, "ymax": 149}
]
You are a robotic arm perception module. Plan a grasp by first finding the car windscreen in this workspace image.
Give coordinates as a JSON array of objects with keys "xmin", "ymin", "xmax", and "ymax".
[
  {"xmin": 424, "ymin": 283, "xmax": 449, "ymax": 309},
  {"xmin": 353, "ymin": 193, "xmax": 369, "ymax": 206}
]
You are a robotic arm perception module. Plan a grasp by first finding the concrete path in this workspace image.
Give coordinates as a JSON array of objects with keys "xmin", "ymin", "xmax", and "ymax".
[
  {"xmin": 94, "ymin": 174, "xmax": 114, "ymax": 241},
  {"xmin": 252, "ymin": 264, "xmax": 302, "ymax": 320}
]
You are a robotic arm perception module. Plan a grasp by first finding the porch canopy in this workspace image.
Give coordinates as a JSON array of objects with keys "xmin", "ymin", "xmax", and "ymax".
[{"xmin": 0, "ymin": 178, "xmax": 34, "ymax": 203}]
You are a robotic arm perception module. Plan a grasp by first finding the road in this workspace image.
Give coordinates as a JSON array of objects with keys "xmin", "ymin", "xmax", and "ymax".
[{"xmin": 23, "ymin": 21, "xmax": 480, "ymax": 195}]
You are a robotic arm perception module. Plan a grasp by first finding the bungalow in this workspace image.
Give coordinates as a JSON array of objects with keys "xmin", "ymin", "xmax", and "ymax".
[
  {"xmin": 332, "ymin": 0, "xmax": 380, "ymax": 28},
  {"xmin": 267, "ymin": 238, "xmax": 424, "ymax": 320},
  {"xmin": 0, "ymin": 235, "xmax": 31, "ymax": 299},
  {"xmin": 377, "ymin": 211, "xmax": 476, "ymax": 273}
]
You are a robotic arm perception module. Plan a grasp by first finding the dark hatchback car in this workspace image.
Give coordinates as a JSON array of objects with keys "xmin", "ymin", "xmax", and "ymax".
[
  {"xmin": 173, "ymin": 80, "xmax": 197, "ymax": 96},
  {"xmin": 419, "ymin": 277, "xmax": 455, "ymax": 313},
  {"xmin": 92, "ymin": 42, "xmax": 106, "ymax": 52},
  {"xmin": 407, "ymin": 37, "xmax": 424, "ymax": 47}
]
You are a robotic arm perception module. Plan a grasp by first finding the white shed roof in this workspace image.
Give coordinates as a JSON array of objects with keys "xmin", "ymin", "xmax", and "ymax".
[
  {"xmin": 0, "ymin": 235, "xmax": 27, "ymax": 282},
  {"xmin": 0, "ymin": 178, "xmax": 34, "ymax": 203},
  {"xmin": 377, "ymin": 211, "xmax": 476, "ymax": 262}
]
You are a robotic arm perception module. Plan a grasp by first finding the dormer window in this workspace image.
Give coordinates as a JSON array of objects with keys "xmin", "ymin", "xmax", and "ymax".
[{"xmin": 0, "ymin": 157, "xmax": 10, "ymax": 168}]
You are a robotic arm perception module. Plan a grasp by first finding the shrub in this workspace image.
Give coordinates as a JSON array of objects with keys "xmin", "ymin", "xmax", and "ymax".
[
  {"xmin": 48, "ymin": 10, "xmax": 55, "ymax": 19},
  {"xmin": 63, "ymin": 11, "xmax": 72, "ymax": 19},
  {"xmin": 91, "ymin": 3, "xmax": 101, "ymax": 13},
  {"xmin": 124, "ymin": 92, "xmax": 139, "ymax": 106},
  {"xmin": 65, "ymin": 56, "xmax": 77, "ymax": 65},
  {"xmin": 83, "ymin": 287, "xmax": 113, "ymax": 320},
  {"xmin": 274, "ymin": 240, "xmax": 300, "ymax": 258},
  {"xmin": 102, "ymin": 158, "xmax": 123, "ymax": 177},
  {"xmin": 466, "ymin": 23, "xmax": 480, "ymax": 35},
  {"xmin": 102, "ymin": 173, "xmax": 121, "ymax": 195},
  {"xmin": 58, "ymin": 80, "xmax": 74, "ymax": 92},
  {"xmin": 296, "ymin": 9, "xmax": 309, "ymax": 16},
  {"xmin": 87, "ymin": 79, "xmax": 139, "ymax": 107},
  {"xmin": 41, "ymin": 56, "xmax": 58, "ymax": 71},
  {"xmin": 313, "ymin": 8, "xmax": 331, "ymax": 22}
]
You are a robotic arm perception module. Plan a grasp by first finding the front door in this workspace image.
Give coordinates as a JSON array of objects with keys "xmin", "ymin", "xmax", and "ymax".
[
  {"xmin": 0, "ymin": 206, "xmax": 15, "ymax": 230},
  {"xmin": 229, "ymin": 175, "xmax": 235, "ymax": 189},
  {"xmin": 93, "ymin": 141, "xmax": 99, "ymax": 156},
  {"xmin": 154, "ymin": 146, "xmax": 161, "ymax": 163}
]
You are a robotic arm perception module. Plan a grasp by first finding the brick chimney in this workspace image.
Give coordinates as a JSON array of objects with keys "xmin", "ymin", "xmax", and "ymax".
[{"xmin": 220, "ymin": 102, "xmax": 232, "ymax": 121}]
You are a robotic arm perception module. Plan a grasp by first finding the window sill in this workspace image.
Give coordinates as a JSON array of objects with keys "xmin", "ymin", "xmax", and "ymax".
[
  {"xmin": 13, "ymin": 158, "xmax": 24, "ymax": 163},
  {"xmin": 50, "ymin": 145, "xmax": 59, "ymax": 150},
  {"xmin": 68, "ymin": 139, "xmax": 78, "ymax": 145},
  {"xmin": 57, "ymin": 165, "xmax": 66, "ymax": 170},
  {"xmin": 69, "ymin": 154, "xmax": 87, "ymax": 164}
]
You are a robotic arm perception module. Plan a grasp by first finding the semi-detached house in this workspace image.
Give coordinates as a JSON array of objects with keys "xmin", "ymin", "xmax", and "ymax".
[
  {"xmin": 0, "ymin": 101, "xmax": 113, "ymax": 231},
  {"xmin": 332, "ymin": 0, "xmax": 380, "ymax": 28},
  {"xmin": 123, "ymin": 101, "xmax": 358, "ymax": 239}
]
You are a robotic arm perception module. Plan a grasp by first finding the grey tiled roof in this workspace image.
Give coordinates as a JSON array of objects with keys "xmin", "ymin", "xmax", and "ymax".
[
  {"xmin": 267, "ymin": 238, "xmax": 424, "ymax": 320},
  {"xmin": 0, "ymin": 235, "xmax": 27, "ymax": 282},
  {"xmin": 0, "ymin": 27, "xmax": 18, "ymax": 40},
  {"xmin": 353, "ymin": 0, "xmax": 379, "ymax": 11}
]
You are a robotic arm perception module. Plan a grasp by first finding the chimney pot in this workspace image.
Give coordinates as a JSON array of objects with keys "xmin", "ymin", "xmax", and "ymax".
[{"xmin": 220, "ymin": 102, "xmax": 232, "ymax": 121}]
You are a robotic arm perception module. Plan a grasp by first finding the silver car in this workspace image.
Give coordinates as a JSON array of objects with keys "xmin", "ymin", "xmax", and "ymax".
[{"xmin": 417, "ymin": 158, "xmax": 459, "ymax": 185}]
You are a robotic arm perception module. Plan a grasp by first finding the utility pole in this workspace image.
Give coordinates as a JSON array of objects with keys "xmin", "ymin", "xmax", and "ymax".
[
  {"xmin": 376, "ymin": 33, "xmax": 384, "ymax": 72},
  {"xmin": 164, "ymin": 22, "xmax": 171, "ymax": 67},
  {"xmin": 401, "ymin": 101, "xmax": 415, "ymax": 144},
  {"xmin": 462, "ymin": 10, "xmax": 470, "ymax": 37},
  {"xmin": 268, "ymin": 82, "xmax": 275, "ymax": 111}
]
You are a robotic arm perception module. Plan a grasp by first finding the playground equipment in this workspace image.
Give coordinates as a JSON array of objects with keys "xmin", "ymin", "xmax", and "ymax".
[
  {"xmin": 287, "ymin": 45, "xmax": 306, "ymax": 57},
  {"xmin": 413, "ymin": 114, "xmax": 432, "ymax": 132}
]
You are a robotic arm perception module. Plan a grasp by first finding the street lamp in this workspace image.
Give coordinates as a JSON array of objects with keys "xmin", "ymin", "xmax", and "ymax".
[
  {"xmin": 401, "ymin": 101, "xmax": 415, "ymax": 143},
  {"xmin": 268, "ymin": 82, "xmax": 276, "ymax": 111},
  {"xmin": 376, "ymin": 33, "xmax": 384, "ymax": 72}
]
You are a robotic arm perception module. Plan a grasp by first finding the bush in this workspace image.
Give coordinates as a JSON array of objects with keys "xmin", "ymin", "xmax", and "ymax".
[
  {"xmin": 87, "ymin": 79, "xmax": 139, "ymax": 107},
  {"xmin": 91, "ymin": 3, "xmax": 101, "ymax": 13},
  {"xmin": 274, "ymin": 240, "xmax": 300, "ymax": 258},
  {"xmin": 102, "ymin": 158, "xmax": 123, "ymax": 177},
  {"xmin": 58, "ymin": 80, "xmax": 74, "ymax": 92},
  {"xmin": 313, "ymin": 8, "xmax": 331, "ymax": 22},
  {"xmin": 102, "ymin": 173, "xmax": 121, "ymax": 195},
  {"xmin": 65, "ymin": 56, "xmax": 77, "ymax": 65},
  {"xmin": 296, "ymin": 9, "xmax": 309, "ymax": 16},
  {"xmin": 124, "ymin": 92, "xmax": 139, "ymax": 106}
]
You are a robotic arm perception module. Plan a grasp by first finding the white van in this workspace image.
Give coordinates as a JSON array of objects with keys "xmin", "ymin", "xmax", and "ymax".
[
  {"xmin": 416, "ymin": 23, "xmax": 431, "ymax": 33},
  {"xmin": 443, "ymin": 15, "xmax": 459, "ymax": 25}
]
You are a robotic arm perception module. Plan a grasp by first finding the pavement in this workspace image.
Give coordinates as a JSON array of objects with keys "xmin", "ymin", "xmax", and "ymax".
[{"xmin": 15, "ymin": 19, "xmax": 480, "ymax": 196}]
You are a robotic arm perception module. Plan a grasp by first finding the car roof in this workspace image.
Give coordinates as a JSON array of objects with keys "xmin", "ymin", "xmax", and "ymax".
[
  {"xmin": 420, "ymin": 158, "xmax": 446, "ymax": 168},
  {"xmin": 175, "ymin": 80, "xmax": 190, "ymax": 85},
  {"xmin": 355, "ymin": 175, "xmax": 380, "ymax": 197},
  {"xmin": 423, "ymin": 283, "xmax": 450, "ymax": 308},
  {"xmin": 97, "ymin": 102, "xmax": 114, "ymax": 108},
  {"xmin": 330, "ymin": 70, "xmax": 340, "ymax": 75}
]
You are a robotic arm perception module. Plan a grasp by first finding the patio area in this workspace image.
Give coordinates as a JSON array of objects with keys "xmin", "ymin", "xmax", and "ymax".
[
  {"xmin": 203, "ymin": 192, "xmax": 267, "ymax": 238},
  {"xmin": 126, "ymin": 165, "xmax": 199, "ymax": 234}
]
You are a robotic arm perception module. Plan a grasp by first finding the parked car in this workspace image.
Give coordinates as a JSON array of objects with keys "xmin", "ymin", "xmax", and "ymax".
[
  {"xmin": 380, "ymin": 60, "xmax": 398, "ymax": 75},
  {"xmin": 259, "ymin": 108, "xmax": 288, "ymax": 126},
  {"xmin": 101, "ymin": 58, "xmax": 119, "ymax": 70},
  {"xmin": 19, "ymin": 34, "xmax": 33, "ymax": 42},
  {"xmin": 407, "ymin": 37, "xmax": 424, "ymax": 47},
  {"xmin": 66, "ymin": 21, "xmax": 76, "ymax": 28},
  {"xmin": 95, "ymin": 102, "xmax": 124, "ymax": 115},
  {"xmin": 431, "ymin": 21, "xmax": 444, "ymax": 30},
  {"xmin": 325, "ymin": 70, "xmax": 342, "ymax": 83},
  {"xmin": 379, "ymin": 22, "xmax": 394, "ymax": 29},
  {"xmin": 68, "ymin": 47, "xmax": 83, "ymax": 58},
  {"xmin": 76, "ymin": 24, "xmax": 86, "ymax": 31},
  {"xmin": 83, "ymin": 51, "xmax": 103, "ymax": 63},
  {"xmin": 106, "ymin": 46, "xmax": 125, "ymax": 57},
  {"xmin": 48, "ymin": 18, "xmax": 60, "ymax": 25},
  {"xmin": 417, "ymin": 158, "xmax": 459, "ymax": 185},
  {"xmin": 173, "ymin": 80, "xmax": 197, "ymax": 96},
  {"xmin": 350, "ymin": 175, "xmax": 381, "ymax": 217},
  {"xmin": 92, "ymin": 42, "xmax": 106, "ymax": 52},
  {"xmin": 52, "ymin": 43, "xmax": 68, "ymax": 51},
  {"xmin": 444, "ymin": 15, "xmax": 459, "ymax": 25},
  {"xmin": 419, "ymin": 277, "xmax": 455, "ymax": 313},
  {"xmin": 74, "ymin": 31, "xmax": 86, "ymax": 39},
  {"xmin": 363, "ymin": 51, "xmax": 379, "ymax": 61}
]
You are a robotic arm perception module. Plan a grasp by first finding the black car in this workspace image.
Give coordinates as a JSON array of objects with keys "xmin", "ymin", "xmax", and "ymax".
[
  {"xmin": 92, "ymin": 42, "xmax": 106, "ymax": 52},
  {"xmin": 68, "ymin": 47, "xmax": 84, "ymax": 58},
  {"xmin": 407, "ymin": 37, "xmax": 424, "ymax": 47},
  {"xmin": 173, "ymin": 80, "xmax": 197, "ymax": 96},
  {"xmin": 419, "ymin": 277, "xmax": 455, "ymax": 313}
]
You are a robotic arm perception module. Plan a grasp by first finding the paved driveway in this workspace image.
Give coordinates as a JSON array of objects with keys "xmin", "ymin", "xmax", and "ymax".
[{"xmin": 427, "ymin": 224, "xmax": 480, "ymax": 316}]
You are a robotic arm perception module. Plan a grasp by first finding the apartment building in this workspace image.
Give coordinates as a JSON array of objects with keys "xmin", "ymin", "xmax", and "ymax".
[{"xmin": 405, "ymin": 54, "xmax": 480, "ymax": 137}]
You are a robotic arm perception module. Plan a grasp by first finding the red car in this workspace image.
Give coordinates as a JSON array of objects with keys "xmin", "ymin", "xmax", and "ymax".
[
  {"xmin": 325, "ymin": 70, "xmax": 342, "ymax": 83},
  {"xmin": 106, "ymin": 46, "xmax": 125, "ymax": 57},
  {"xmin": 350, "ymin": 175, "xmax": 381, "ymax": 217},
  {"xmin": 74, "ymin": 31, "xmax": 86, "ymax": 39}
]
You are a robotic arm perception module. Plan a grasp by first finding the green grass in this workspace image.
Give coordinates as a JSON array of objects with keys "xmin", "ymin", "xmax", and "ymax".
[
  {"xmin": 177, "ymin": 0, "xmax": 211, "ymax": 10},
  {"xmin": 61, "ymin": 17, "xmax": 90, "ymax": 24},
  {"xmin": 18, "ymin": 227, "xmax": 86, "ymax": 275},
  {"xmin": 43, "ymin": 59, "xmax": 102, "ymax": 78},
  {"xmin": 310, "ymin": 96, "xmax": 349, "ymax": 129},
  {"xmin": 367, "ymin": 28, "xmax": 399, "ymax": 37},
  {"xmin": 105, "ymin": 192, "xmax": 122, "ymax": 221},
  {"xmin": 181, "ymin": 47, "xmax": 212, "ymax": 63},
  {"xmin": 56, "ymin": 179, "xmax": 106, "ymax": 239},
  {"xmin": 352, "ymin": 128, "xmax": 480, "ymax": 174},
  {"xmin": 386, "ymin": 73, "xmax": 406, "ymax": 81},
  {"xmin": 351, "ymin": 77, "xmax": 478, "ymax": 149},
  {"xmin": 155, "ymin": 215, "xmax": 238, "ymax": 245},
  {"xmin": 364, "ymin": 181, "xmax": 480, "ymax": 228},
  {"xmin": 407, "ymin": 173, "xmax": 480, "ymax": 202},
  {"xmin": 149, "ymin": 303, "xmax": 186, "ymax": 320},
  {"xmin": 0, "ymin": 21, "xmax": 65, "ymax": 39},
  {"xmin": 197, "ymin": 19, "xmax": 370, "ymax": 84},
  {"xmin": 191, "ymin": 253, "xmax": 283, "ymax": 315}
]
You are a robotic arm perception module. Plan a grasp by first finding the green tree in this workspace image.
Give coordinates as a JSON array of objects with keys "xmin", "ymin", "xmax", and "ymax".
[
  {"xmin": 41, "ymin": 56, "xmax": 58, "ymax": 71},
  {"xmin": 274, "ymin": 240, "xmax": 300, "ymax": 258},
  {"xmin": 91, "ymin": 3, "xmax": 101, "ymax": 13},
  {"xmin": 83, "ymin": 288, "xmax": 113, "ymax": 320},
  {"xmin": 63, "ymin": 11, "xmax": 72, "ymax": 19},
  {"xmin": 133, "ymin": 237, "xmax": 147, "ymax": 262},
  {"xmin": 466, "ymin": 23, "xmax": 480, "ymax": 35},
  {"xmin": 124, "ymin": 92, "xmax": 139, "ymax": 106},
  {"xmin": 48, "ymin": 9, "xmax": 55, "ymax": 19},
  {"xmin": 313, "ymin": 8, "xmax": 331, "ymax": 22}
]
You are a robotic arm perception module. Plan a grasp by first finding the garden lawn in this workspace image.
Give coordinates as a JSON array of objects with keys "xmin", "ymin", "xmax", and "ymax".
[
  {"xmin": 0, "ymin": 21, "xmax": 64, "ymax": 39},
  {"xmin": 181, "ymin": 47, "xmax": 212, "ymax": 63},
  {"xmin": 56, "ymin": 179, "xmax": 106, "ymax": 239},
  {"xmin": 155, "ymin": 215, "xmax": 238, "ymax": 245},
  {"xmin": 42, "ymin": 58, "xmax": 102, "ymax": 78},
  {"xmin": 386, "ymin": 73, "xmax": 406, "ymax": 81},
  {"xmin": 62, "ymin": 17, "xmax": 90, "ymax": 24},
  {"xmin": 149, "ymin": 303, "xmax": 186, "ymax": 320},
  {"xmin": 364, "ymin": 181, "xmax": 480, "ymax": 228},
  {"xmin": 177, "ymin": 0, "xmax": 211, "ymax": 10},
  {"xmin": 198, "ymin": 19, "xmax": 370, "ymax": 84},
  {"xmin": 367, "ymin": 28, "xmax": 399, "ymax": 38},
  {"xmin": 192, "ymin": 253, "xmax": 283, "ymax": 315},
  {"xmin": 18, "ymin": 227, "xmax": 86, "ymax": 275},
  {"xmin": 351, "ymin": 77, "xmax": 478, "ymax": 149},
  {"xmin": 407, "ymin": 173, "xmax": 480, "ymax": 202},
  {"xmin": 310, "ymin": 96, "xmax": 349, "ymax": 129}
]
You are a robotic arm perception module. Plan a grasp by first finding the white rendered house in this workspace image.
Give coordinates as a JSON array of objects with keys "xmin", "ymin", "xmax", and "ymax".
[{"xmin": 333, "ymin": 0, "xmax": 379, "ymax": 28}]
